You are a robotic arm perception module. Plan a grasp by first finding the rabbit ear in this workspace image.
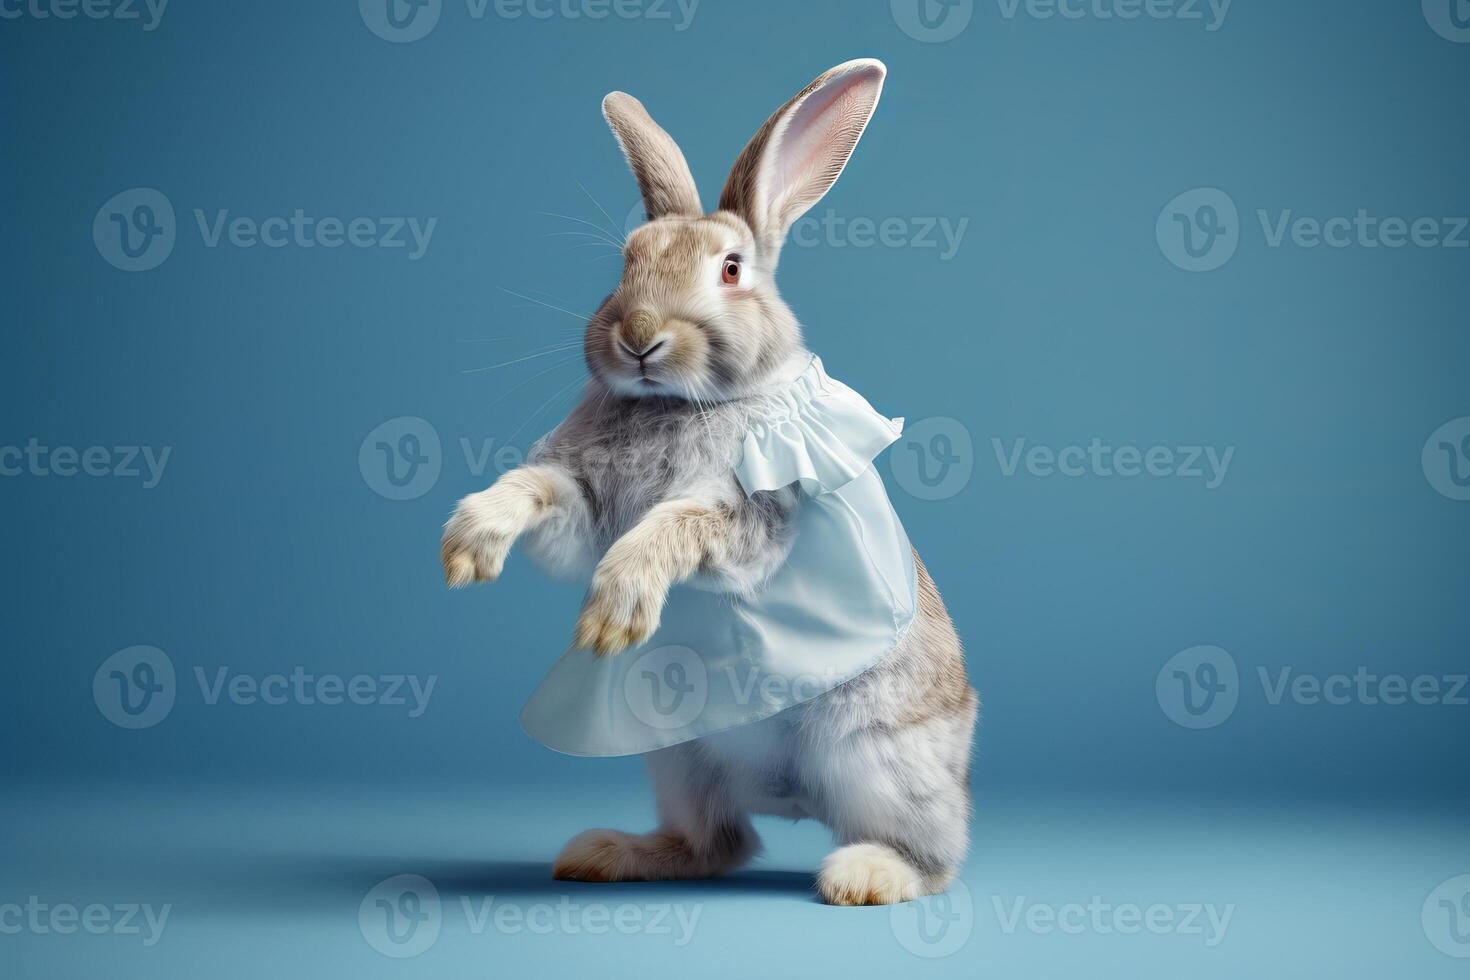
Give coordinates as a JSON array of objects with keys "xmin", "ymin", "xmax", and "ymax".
[
  {"xmin": 602, "ymin": 92, "xmax": 703, "ymax": 221},
  {"xmin": 719, "ymin": 59, "xmax": 886, "ymax": 252}
]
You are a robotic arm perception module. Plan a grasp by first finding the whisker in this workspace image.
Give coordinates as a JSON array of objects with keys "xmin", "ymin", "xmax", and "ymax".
[
  {"xmin": 576, "ymin": 181, "xmax": 627, "ymax": 246},
  {"xmin": 561, "ymin": 241, "xmax": 624, "ymax": 254},
  {"xmin": 496, "ymin": 286, "xmax": 594, "ymax": 323},
  {"xmin": 501, "ymin": 309, "xmax": 592, "ymax": 335},
  {"xmin": 537, "ymin": 210, "xmax": 626, "ymax": 248},
  {"xmin": 462, "ymin": 342, "xmax": 584, "ymax": 374},
  {"xmin": 507, "ymin": 371, "xmax": 590, "ymax": 444},
  {"xmin": 544, "ymin": 231, "xmax": 625, "ymax": 250},
  {"xmin": 458, "ymin": 329, "xmax": 581, "ymax": 343},
  {"xmin": 480, "ymin": 353, "xmax": 586, "ymax": 411}
]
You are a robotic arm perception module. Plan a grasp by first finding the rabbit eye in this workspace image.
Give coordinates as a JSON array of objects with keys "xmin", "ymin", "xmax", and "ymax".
[{"xmin": 721, "ymin": 255, "xmax": 741, "ymax": 285}]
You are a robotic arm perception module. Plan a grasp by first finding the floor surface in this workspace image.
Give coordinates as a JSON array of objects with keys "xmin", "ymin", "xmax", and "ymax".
[{"xmin": 4, "ymin": 781, "xmax": 1465, "ymax": 978}]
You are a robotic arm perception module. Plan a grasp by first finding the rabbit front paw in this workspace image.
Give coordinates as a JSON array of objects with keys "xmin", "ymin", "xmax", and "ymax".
[
  {"xmin": 440, "ymin": 494, "xmax": 518, "ymax": 587},
  {"xmin": 573, "ymin": 565, "xmax": 664, "ymax": 656}
]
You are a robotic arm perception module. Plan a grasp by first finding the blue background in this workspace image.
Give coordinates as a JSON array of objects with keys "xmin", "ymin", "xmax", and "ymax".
[{"xmin": 2, "ymin": 1, "xmax": 1466, "ymax": 977}]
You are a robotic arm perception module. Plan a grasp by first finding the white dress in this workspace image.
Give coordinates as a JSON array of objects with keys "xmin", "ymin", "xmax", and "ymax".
[{"xmin": 519, "ymin": 355, "xmax": 918, "ymax": 757}]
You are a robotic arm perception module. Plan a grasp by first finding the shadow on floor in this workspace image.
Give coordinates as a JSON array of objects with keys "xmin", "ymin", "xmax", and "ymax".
[{"xmin": 148, "ymin": 851, "xmax": 820, "ymax": 916}]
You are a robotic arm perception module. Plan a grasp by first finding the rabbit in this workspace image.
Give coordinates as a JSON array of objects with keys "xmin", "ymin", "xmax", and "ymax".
[{"xmin": 440, "ymin": 58, "xmax": 977, "ymax": 906}]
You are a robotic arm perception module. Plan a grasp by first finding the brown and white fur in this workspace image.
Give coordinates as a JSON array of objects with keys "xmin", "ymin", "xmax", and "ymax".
[{"xmin": 441, "ymin": 59, "xmax": 978, "ymax": 905}]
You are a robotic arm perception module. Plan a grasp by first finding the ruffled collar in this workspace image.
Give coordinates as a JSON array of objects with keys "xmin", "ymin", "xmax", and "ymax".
[{"xmin": 734, "ymin": 354, "xmax": 904, "ymax": 496}]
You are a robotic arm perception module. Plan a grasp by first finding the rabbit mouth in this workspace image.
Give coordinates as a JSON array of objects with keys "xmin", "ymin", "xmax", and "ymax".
[
  {"xmin": 603, "ymin": 363, "xmax": 674, "ymax": 397},
  {"xmin": 626, "ymin": 356, "xmax": 670, "ymax": 391}
]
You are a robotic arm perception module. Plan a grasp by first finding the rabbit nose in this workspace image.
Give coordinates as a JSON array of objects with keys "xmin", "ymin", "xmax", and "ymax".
[
  {"xmin": 619, "ymin": 310, "xmax": 663, "ymax": 356},
  {"xmin": 618, "ymin": 338, "xmax": 666, "ymax": 360}
]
